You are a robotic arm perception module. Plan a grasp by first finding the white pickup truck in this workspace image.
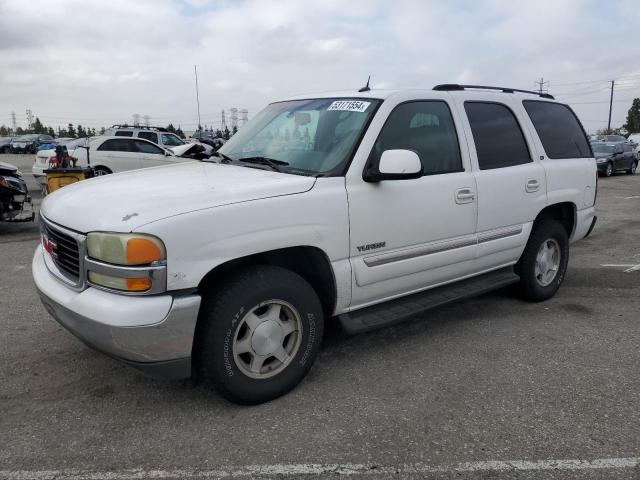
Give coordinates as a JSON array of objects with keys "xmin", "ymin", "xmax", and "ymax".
[{"xmin": 33, "ymin": 85, "xmax": 597, "ymax": 404}]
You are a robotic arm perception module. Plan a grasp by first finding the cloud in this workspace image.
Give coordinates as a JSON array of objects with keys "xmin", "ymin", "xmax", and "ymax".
[{"xmin": 0, "ymin": 0, "xmax": 638, "ymax": 132}]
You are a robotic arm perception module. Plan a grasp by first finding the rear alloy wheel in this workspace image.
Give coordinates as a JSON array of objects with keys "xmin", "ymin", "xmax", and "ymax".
[
  {"xmin": 195, "ymin": 265, "xmax": 324, "ymax": 404},
  {"xmin": 627, "ymin": 162, "xmax": 637, "ymax": 175},
  {"xmin": 516, "ymin": 220, "xmax": 569, "ymax": 302},
  {"xmin": 93, "ymin": 166, "xmax": 112, "ymax": 176},
  {"xmin": 604, "ymin": 162, "xmax": 613, "ymax": 177}
]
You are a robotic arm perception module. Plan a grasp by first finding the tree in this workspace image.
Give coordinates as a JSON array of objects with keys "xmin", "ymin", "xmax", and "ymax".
[
  {"xmin": 99, "ymin": 127, "xmax": 106, "ymax": 135},
  {"xmin": 33, "ymin": 117, "xmax": 45, "ymax": 134},
  {"xmin": 232, "ymin": 125, "xmax": 238, "ymax": 136},
  {"xmin": 223, "ymin": 126, "xmax": 231, "ymax": 140},
  {"xmin": 623, "ymin": 98, "xmax": 640, "ymax": 134},
  {"xmin": 77, "ymin": 124, "xmax": 87, "ymax": 137},
  {"xmin": 176, "ymin": 126, "xmax": 185, "ymax": 138},
  {"xmin": 47, "ymin": 127, "xmax": 55, "ymax": 136},
  {"xmin": 166, "ymin": 123, "xmax": 176, "ymax": 133},
  {"xmin": 0, "ymin": 125, "xmax": 9, "ymax": 136},
  {"xmin": 67, "ymin": 123, "xmax": 76, "ymax": 137}
]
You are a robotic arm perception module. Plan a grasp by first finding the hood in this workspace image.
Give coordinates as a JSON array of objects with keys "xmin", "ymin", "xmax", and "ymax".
[
  {"xmin": 0, "ymin": 161, "xmax": 18, "ymax": 172},
  {"xmin": 40, "ymin": 161, "xmax": 316, "ymax": 232},
  {"xmin": 168, "ymin": 143, "xmax": 196, "ymax": 156}
]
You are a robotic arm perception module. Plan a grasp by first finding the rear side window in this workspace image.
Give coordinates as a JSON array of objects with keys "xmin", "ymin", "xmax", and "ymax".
[
  {"xmin": 373, "ymin": 101, "xmax": 463, "ymax": 175},
  {"xmin": 138, "ymin": 131, "xmax": 158, "ymax": 144},
  {"xmin": 97, "ymin": 139, "xmax": 136, "ymax": 152},
  {"xmin": 464, "ymin": 102, "xmax": 531, "ymax": 170},
  {"xmin": 114, "ymin": 131, "xmax": 133, "ymax": 137},
  {"xmin": 523, "ymin": 101, "xmax": 591, "ymax": 159}
]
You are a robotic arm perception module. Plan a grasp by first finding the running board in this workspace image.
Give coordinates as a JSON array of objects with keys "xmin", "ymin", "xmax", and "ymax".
[{"xmin": 338, "ymin": 267, "xmax": 520, "ymax": 334}]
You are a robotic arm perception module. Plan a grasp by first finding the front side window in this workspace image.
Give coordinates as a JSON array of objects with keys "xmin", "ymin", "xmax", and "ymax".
[
  {"xmin": 138, "ymin": 132, "xmax": 159, "ymax": 144},
  {"xmin": 371, "ymin": 101, "xmax": 463, "ymax": 175},
  {"xmin": 218, "ymin": 98, "xmax": 380, "ymax": 175},
  {"xmin": 134, "ymin": 140, "xmax": 164, "ymax": 154},
  {"xmin": 161, "ymin": 133, "xmax": 185, "ymax": 146},
  {"xmin": 523, "ymin": 101, "xmax": 591, "ymax": 159},
  {"xmin": 465, "ymin": 102, "xmax": 531, "ymax": 170}
]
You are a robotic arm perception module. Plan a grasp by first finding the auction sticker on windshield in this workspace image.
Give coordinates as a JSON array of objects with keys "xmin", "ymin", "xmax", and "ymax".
[{"xmin": 327, "ymin": 100, "xmax": 371, "ymax": 112}]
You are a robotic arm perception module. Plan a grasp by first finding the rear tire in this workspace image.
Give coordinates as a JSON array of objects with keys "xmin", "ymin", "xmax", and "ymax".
[
  {"xmin": 516, "ymin": 220, "xmax": 569, "ymax": 302},
  {"xmin": 627, "ymin": 161, "xmax": 637, "ymax": 175},
  {"xmin": 604, "ymin": 162, "xmax": 613, "ymax": 177},
  {"xmin": 194, "ymin": 265, "xmax": 324, "ymax": 405}
]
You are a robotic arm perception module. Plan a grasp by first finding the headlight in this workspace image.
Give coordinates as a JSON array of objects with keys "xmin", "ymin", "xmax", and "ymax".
[
  {"xmin": 596, "ymin": 158, "xmax": 608, "ymax": 163},
  {"xmin": 86, "ymin": 233, "xmax": 166, "ymax": 293},
  {"xmin": 87, "ymin": 232, "xmax": 165, "ymax": 265}
]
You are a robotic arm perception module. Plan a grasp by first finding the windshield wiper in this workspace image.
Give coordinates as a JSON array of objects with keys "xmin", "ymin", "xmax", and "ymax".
[
  {"xmin": 210, "ymin": 151, "xmax": 233, "ymax": 162},
  {"xmin": 236, "ymin": 156, "xmax": 289, "ymax": 172}
]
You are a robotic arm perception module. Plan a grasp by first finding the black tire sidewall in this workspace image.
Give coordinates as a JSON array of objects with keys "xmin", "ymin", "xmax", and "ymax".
[
  {"xmin": 517, "ymin": 220, "xmax": 569, "ymax": 302},
  {"xmin": 196, "ymin": 266, "xmax": 324, "ymax": 404}
]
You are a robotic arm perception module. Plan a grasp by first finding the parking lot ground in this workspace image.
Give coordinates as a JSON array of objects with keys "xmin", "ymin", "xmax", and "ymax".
[{"xmin": 0, "ymin": 153, "xmax": 639, "ymax": 479}]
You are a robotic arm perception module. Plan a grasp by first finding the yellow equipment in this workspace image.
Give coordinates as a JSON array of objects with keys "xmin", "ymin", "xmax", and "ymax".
[{"xmin": 44, "ymin": 168, "xmax": 88, "ymax": 194}]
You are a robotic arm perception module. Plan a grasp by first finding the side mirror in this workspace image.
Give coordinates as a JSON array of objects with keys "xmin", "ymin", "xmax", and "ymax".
[
  {"xmin": 164, "ymin": 150, "xmax": 172, "ymax": 156},
  {"xmin": 364, "ymin": 149, "xmax": 422, "ymax": 182}
]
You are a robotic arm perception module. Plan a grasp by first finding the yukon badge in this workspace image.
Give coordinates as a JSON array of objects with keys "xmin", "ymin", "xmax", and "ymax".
[{"xmin": 357, "ymin": 241, "xmax": 386, "ymax": 252}]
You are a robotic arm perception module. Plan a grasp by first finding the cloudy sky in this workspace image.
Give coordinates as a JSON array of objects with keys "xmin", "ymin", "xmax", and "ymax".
[{"xmin": 1, "ymin": 0, "xmax": 639, "ymax": 134}]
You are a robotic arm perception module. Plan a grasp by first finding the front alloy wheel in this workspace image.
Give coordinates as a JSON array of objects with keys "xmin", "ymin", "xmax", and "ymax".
[
  {"xmin": 605, "ymin": 162, "xmax": 613, "ymax": 177},
  {"xmin": 534, "ymin": 239, "xmax": 561, "ymax": 287}
]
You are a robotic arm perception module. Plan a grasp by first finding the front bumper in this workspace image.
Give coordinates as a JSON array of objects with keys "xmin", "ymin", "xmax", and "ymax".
[
  {"xmin": 596, "ymin": 161, "xmax": 610, "ymax": 173},
  {"xmin": 33, "ymin": 246, "xmax": 201, "ymax": 379}
]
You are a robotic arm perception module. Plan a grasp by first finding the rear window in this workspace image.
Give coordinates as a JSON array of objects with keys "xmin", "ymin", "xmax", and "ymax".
[
  {"xmin": 114, "ymin": 131, "xmax": 133, "ymax": 137},
  {"xmin": 523, "ymin": 101, "xmax": 591, "ymax": 159}
]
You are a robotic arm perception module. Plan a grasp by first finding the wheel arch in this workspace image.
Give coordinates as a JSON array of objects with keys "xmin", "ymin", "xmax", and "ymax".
[
  {"xmin": 197, "ymin": 245, "xmax": 337, "ymax": 318},
  {"xmin": 533, "ymin": 202, "xmax": 576, "ymax": 238}
]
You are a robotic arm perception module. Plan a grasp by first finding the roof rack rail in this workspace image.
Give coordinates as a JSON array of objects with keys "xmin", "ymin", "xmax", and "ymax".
[
  {"xmin": 108, "ymin": 125, "xmax": 170, "ymax": 132},
  {"xmin": 433, "ymin": 84, "xmax": 554, "ymax": 100}
]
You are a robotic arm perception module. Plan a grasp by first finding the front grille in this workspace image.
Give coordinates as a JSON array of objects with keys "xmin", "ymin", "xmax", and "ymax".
[{"xmin": 41, "ymin": 220, "xmax": 81, "ymax": 281}]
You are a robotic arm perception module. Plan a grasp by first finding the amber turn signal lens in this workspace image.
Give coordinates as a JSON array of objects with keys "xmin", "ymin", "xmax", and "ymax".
[
  {"xmin": 126, "ymin": 277, "xmax": 152, "ymax": 291},
  {"xmin": 126, "ymin": 238, "xmax": 163, "ymax": 265}
]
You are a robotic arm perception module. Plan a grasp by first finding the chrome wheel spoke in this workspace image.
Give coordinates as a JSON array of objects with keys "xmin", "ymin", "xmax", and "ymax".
[
  {"xmin": 264, "ymin": 303, "xmax": 282, "ymax": 322},
  {"xmin": 249, "ymin": 354, "xmax": 267, "ymax": 374},
  {"xmin": 272, "ymin": 346, "xmax": 290, "ymax": 364},
  {"xmin": 235, "ymin": 336, "xmax": 252, "ymax": 354},
  {"xmin": 280, "ymin": 319, "xmax": 297, "ymax": 336},
  {"xmin": 244, "ymin": 312, "xmax": 263, "ymax": 332}
]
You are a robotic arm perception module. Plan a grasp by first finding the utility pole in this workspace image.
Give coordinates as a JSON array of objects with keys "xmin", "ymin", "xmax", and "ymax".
[
  {"xmin": 26, "ymin": 109, "xmax": 34, "ymax": 129},
  {"xmin": 607, "ymin": 80, "xmax": 614, "ymax": 132},
  {"xmin": 534, "ymin": 77, "xmax": 549, "ymax": 95},
  {"xmin": 221, "ymin": 110, "xmax": 226, "ymax": 130},
  {"xmin": 194, "ymin": 65, "xmax": 202, "ymax": 131},
  {"xmin": 143, "ymin": 115, "xmax": 150, "ymax": 127},
  {"xmin": 11, "ymin": 111, "xmax": 17, "ymax": 132},
  {"xmin": 132, "ymin": 113, "xmax": 140, "ymax": 127}
]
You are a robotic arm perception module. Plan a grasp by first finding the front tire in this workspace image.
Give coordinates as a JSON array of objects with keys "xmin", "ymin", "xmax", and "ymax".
[
  {"xmin": 195, "ymin": 265, "xmax": 324, "ymax": 404},
  {"xmin": 516, "ymin": 220, "xmax": 569, "ymax": 302},
  {"xmin": 93, "ymin": 166, "xmax": 112, "ymax": 176}
]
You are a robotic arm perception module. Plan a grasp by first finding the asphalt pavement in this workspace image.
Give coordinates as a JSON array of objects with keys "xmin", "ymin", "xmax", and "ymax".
[{"xmin": 0, "ymin": 153, "xmax": 639, "ymax": 479}]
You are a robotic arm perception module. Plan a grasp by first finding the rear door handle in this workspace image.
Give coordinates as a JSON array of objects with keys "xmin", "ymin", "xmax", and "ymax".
[
  {"xmin": 526, "ymin": 179, "xmax": 540, "ymax": 193},
  {"xmin": 455, "ymin": 188, "xmax": 475, "ymax": 204}
]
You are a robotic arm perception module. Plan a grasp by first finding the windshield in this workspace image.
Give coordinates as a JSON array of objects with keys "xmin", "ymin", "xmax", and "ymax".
[
  {"xmin": 18, "ymin": 135, "xmax": 38, "ymax": 141},
  {"xmin": 161, "ymin": 133, "xmax": 185, "ymax": 146},
  {"xmin": 591, "ymin": 143, "xmax": 615, "ymax": 154},
  {"xmin": 217, "ymin": 98, "xmax": 380, "ymax": 175}
]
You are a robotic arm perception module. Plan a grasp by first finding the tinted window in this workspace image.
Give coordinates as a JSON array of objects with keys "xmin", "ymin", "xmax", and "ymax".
[
  {"xmin": 97, "ymin": 139, "xmax": 136, "ymax": 152},
  {"xmin": 161, "ymin": 133, "xmax": 184, "ymax": 146},
  {"xmin": 523, "ymin": 101, "xmax": 591, "ymax": 159},
  {"xmin": 465, "ymin": 102, "xmax": 531, "ymax": 170},
  {"xmin": 114, "ymin": 131, "xmax": 133, "ymax": 137},
  {"xmin": 134, "ymin": 140, "xmax": 164, "ymax": 154},
  {"xmin": 138, "ymin": 131, "xmax": 158, "ymax": 144},
  {"xmin": 373, "ymin": 101, "xmax": 462, "ymax": 175}
]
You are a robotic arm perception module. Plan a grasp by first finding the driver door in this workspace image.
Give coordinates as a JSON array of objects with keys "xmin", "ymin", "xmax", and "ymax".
[{"xmin": 346, "ymin": 99, "xmax": 478, "ymax": 308}]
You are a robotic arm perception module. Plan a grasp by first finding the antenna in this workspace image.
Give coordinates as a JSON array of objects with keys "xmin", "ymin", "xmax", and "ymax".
[
  {"xmin": 194, "ymin": 65, "xmax": 202, "ymax": 131},
  {"xmin": 358, "ymin": 75, "xmax": 371, "ymax": 93}
]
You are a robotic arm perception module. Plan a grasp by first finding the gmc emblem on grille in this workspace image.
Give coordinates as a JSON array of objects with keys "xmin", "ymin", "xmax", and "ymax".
[{"xmin": 42, "ymin": 235, "xmax": 58, "ymax": 258}]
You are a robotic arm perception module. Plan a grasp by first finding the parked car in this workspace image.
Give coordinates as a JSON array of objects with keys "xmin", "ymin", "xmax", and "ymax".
[
  {"xmin": 594, "ymin": 134, "xmax": 627, "ymax": 143},
  {"xmin": 32, "ymin": 136, "xmax": 199, "ymax": 183},
  {"xmin": 10, "ymin": 134, "xmax": 56, "ymax": 153},
  {"xmin": 592, "ymin": 142, "xmax": 637, "ymax": 176},
  {"xmin": 33, "ymin": 84, "xmax": 597, "ymax": 404},
  {"xmin": 0, "ymin": 137, "xmax": 15, "ymax": 153},
  {"xmin": 627, "ymin": 133, "xmax": 640, "ymax": 159},
  {"xmin": 105, "ymin": 125, "xmax": 187, "ymax": 149},
  {"xmin": 0, "ymin": 161, "xmax": 34, "ymax": 222}
]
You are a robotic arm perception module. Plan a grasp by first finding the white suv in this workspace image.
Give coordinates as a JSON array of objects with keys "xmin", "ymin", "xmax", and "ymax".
[{"xmin": 33, "ymin": 85, "xmax": 597, "ymax": 404}]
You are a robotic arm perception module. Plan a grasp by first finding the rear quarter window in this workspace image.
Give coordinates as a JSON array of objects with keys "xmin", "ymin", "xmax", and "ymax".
[{"xmin": 523, "ymin": 101, "xmax": 592, "ymax": 159}]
